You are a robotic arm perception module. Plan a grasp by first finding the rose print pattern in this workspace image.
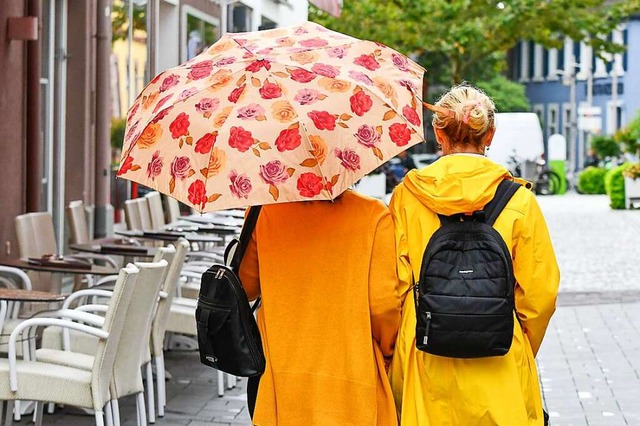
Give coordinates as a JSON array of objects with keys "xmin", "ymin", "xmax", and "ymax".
[{"xmin": 119, "ymin": 21, "xmax": 424, "ymax": 212}]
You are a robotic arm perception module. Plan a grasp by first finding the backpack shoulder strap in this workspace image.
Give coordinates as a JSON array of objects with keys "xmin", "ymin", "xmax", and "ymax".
[
  {"xmin": 482, "ymin": 180, "xmax": 521, "ymax": 226},
  {"xmin": 230, "ymin": 206, "xmax": 262, "ymax": 271}
]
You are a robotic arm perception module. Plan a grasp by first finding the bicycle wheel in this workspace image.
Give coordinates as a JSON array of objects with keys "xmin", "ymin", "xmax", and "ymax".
[{"xmin": 536, "ymin": 171, "xmax": 561, "ymax": 195}]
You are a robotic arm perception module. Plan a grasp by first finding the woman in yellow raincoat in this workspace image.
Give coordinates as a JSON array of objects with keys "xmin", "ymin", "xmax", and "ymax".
[{"xmin": 389, "ymin": 84, "xmax": 560, "ymax": 425}]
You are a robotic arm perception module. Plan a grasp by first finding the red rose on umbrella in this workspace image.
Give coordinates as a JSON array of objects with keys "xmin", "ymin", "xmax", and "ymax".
[
  {"xmin": 169, "ymin": 112, "xmax": 190, "ymax": 139},
  {"xmin": 245, "ymin": 60, "xmax": 271, "ymax": 72},
  {"xmin": 350, "ymin": 91, "xmax": 373, "ymax": 116},
  {"xmin": 229, "ymin": 170, "xmax": 253, "ymax": 199},
  {"xmin": 188, "ymin": 179, "xmax": 207, "ymax": 207},
  {"xmin": 297, "ymin": 173, "xmax": 324, "ymax": 198},
  {"xmin": 275, "ymin": 127, "xmax": 302, "ymax": 152},
  {"xmin": 118, "ymin": 155, "xmax": 134, "ymax": 176},
  {"xmin": 188, "ymin": 60, "xmax": 213, "ymax": 80},
  {"xmin": 389, "ymin": 123, "xmax": 412, "ymax": 146},
  {"xmin": 354, "ymin": 55, "xmax": 380, "ymax": 71},
  {"xmin": 153, "ymin": 95, "xmax": 173, "ymax": 114},
  {"xmin": 228, "ymin": 85, "xmax": 246, "ymax": 103},
  {"xmin": 402, "ymin": 106, "xmax": 421, "ymax": 126},
  {"xmin": 228, "ymin": 126, "xmax": 254, "ymax": 152},
  {"xmin": 290, "ymin": 68, "xmax": 316, "ymax": 83},
  {"xmin": 160, "ymin": 74, "xmax": 179, "ymax": 92},
  {"xmin": 259, "ymin": 82, "xmax": 282, "ymax": 99},
  {"xmin": 308, "ymin": 110, "xmax": 336, "ymax": 131},
  {"xmin": 195, "ymin": 132, "xmax": 217, "ymax": 154},
  {"xmin": 299, "ymin": 38, "xmax": 328, "ymax": 48}
]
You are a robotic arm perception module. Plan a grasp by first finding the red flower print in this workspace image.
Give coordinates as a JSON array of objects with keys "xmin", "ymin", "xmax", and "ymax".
[
  {"xmin": 245, "ymin": 60, "xmax": 271, "ymax": 73},
  {"xmin": 146, "ymin": 151, "xmax": 163, "ymax": 180},
  {"xmin": 275, "ymin": 128, "xmax": 302, "ymax": 152},
  {"xmin": 152, "ymin": 95, "xmax": 173, "ymax": 114},
  {"xmin": 195, "ymin": 132, "xmax": 217, "ymax": 154},
  {"xmin": 389, "ymin": 123, "xmax": 412, "ymax": 146},
  {"xmin": 214, "ymin": 57, "xmax": 236, "ymax": 67},
  {"xmin": 151, "ymin": 106, "xmax": 172, "ymax": 124},
  {"xmin": 117, "ymin": 155, "xmax": 134, "ymax": 176},
  {"xmin": 354, "ymin": 55, "xmax": 380, "ymax": 71},
  {"xmin": 335, "ymin": 148, "xmax": 361, "ymax": 171},
  {"xmin": 307, "ymin": 111, "xmax": 336, "ymax": 131},
  {"xmin": 311, "ymin": 63, "xmax": 339, "ymax": 78},
  {"xmin": 259, "ymin": 160, "xmax": 289, "ymax": 186},
  {"xmin": 127, "ymin": 103, "xmax": 140, "ymax": 121},
  {"xmin": 354, "ymin": 125, "xmax": 381, "ymax": 148},
  {"xmin": 350, "ymin": 91, "xmax": 373, "ymax": 116},
  {"xmin": 299, "ymin": 38, "xmax": 328, "ymax": 48},
  {"xmin": 259, "ymin": 82, "xmax": 282, "ymax": 99},
  {"xmin": 160, "ymin": 74, "xmax": 180, "ymax": 92},
  {"xmin": 229, "ymin": 170, "xmax": 253, "ymax": 199},
  {"xmin": 169, "ymin": 112, "xmax": 190, "ymax": 139},
  {"xmin": 290, "ymin": 68, "xmax": 316, "ymax": 83},
  {"xmin": 297, "ymin": 173, "xmax": 324, "ymax": 198},
  {"xmin": 171, "ymin": 156, "xmax": 191, "ymax": 180},
  {"xmin": 228, "ymin": 126, "xmax": 254, "ymax": 152},
  {"xmin": 188, "ymin": 179, "xmax": 207, "ymax": 208},
  {"xmin": 402, "ymin": 106, "xmax": 421, "ymax": 126},
  {"xmin": 228, "ymin": 85, "xmax": 246, "ymax": 103},
  {"xmin": 188, "ymin": 60, "xmax": 213, "ymax": 80}
]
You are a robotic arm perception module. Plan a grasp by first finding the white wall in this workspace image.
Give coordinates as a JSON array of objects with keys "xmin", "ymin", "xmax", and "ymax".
[
  {"xmin": 159, "ymin": 0, "xmax": 180, "ymax": 71},
  {"xmin": 236, "ymin": 0, "xmax": 308, "ymax": 30}
]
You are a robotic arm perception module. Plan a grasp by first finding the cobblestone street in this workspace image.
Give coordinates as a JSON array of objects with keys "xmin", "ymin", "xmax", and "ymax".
[{"xmin": 43, "ymin": 193, "xmax": 640, "ymax": 425}]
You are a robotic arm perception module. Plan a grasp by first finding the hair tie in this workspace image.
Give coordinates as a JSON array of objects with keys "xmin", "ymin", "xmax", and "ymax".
[{"xmin": 462, "ymin": 101, "xmax": 483, "ymax": 124}]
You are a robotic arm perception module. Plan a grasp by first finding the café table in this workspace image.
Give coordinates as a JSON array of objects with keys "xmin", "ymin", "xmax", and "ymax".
[
  {"xmin": 70, "ymin": 239, "xmax": 157, "ymax": 259},
  {"xmin": 116, "ymin": 229, "xmax": 224, "ymax": 244},
  {"xmin": 0, "ymin": 257, "xmax": 117, "ymax": 276}
]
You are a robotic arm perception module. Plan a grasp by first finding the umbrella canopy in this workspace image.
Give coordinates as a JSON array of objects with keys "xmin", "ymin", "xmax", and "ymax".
[{"xmin": 118, "ymin": 21, "xmax": 425, "ymax": 212}]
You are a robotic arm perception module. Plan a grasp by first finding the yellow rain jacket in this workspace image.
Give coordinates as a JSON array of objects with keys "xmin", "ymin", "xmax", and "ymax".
[{"xmin": 389, "ymin": 154, "xmax": 560, "ymax": 426}]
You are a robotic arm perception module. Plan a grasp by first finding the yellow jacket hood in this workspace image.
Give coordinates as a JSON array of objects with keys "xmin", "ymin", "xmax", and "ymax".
[{"xmin": 401, "ymin": 154, "xmax": 513, "ymax": 215}]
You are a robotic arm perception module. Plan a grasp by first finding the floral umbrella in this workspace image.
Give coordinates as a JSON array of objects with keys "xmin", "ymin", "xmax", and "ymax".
[{"xmin": 118, "ymin": 21, "xmax": 426, "ymax": 212}]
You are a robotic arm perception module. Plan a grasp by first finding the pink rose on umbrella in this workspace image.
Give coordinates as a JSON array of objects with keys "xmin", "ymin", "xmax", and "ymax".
[
  {"xmin": 195, "ymin": 98, "xmax": 220, "ymax": 117},
  {"xmin": 188, "ymin": 179, "xmax": 207, "ymax": 208},
  {"xmin": 228, "ymin": 126, "xmax": 254, "ymax": 152},
  {"xmin": 179, "ymin": 88, "xmax": 198, "ymax": 101},
  {"xmin": 160, "ymin": 74, "xmax": 180, "ymax": 92},
  {"xmin": 229, "ymin": 170, "xmax": 252, "ymax": 199},
  {"xmin": 151, "ymin": 106, "xmax": 172, "ymax": 124},
  {"xmin": 327, "ymin": 46, "xmax": 348, "ymax": 59},
  {"xmin": 146, "ymin": 151, "xmax": 163, "ymax": 181},
  {"xmin": 290, "ymin": 68, "xmax": 316, "ymax": 83},
  {"xmin": 259, "ymin": 82, "xmax": 282, "ymax": 99},
  {"xmin": 257, "ymin": 47, "xmax": 273, "ymax": 56},
  {"xmin": 311, "ymin": 63, "xmax": 339, "ymax": 78},
  {"xmin": 297, "ymin": 173, "xmax": 324, "ymax": 198},
  {"xmin": 170, "ymin": 156, "xmax": 191, "ymax": 179},
  {"xmin": 128, "ymin": 103, "xmax": 140, "ymax": 121},
  {"xmin": 398, "ymin": 79, "xmax": 417, "ymax": 92},
  {"xmin": 354, "ymin": 55, "xmax": 380, "ymax": 71},
  {"xmin": 354, "ymin": 125, "xmax": 381, "ymax": 148},
  {"xmin": 188, "ymin": 60, "xmax": 213, "ymax": 80},
  {"xmin": 308, "ymin": 111, "xmax": 337, "ymax": 131},
  {"xmin": 195, "ymin": 132, "xmax": 217, "ymax": 154},
  {"xmin": 214, "ymin": 57, "xmax": 236, "ymax": 67},
  {"xmin": 294, "ymin": 88, "xmax": 322, "ymax": 105},
  {"xmin": 237, "ymin": 103, "xmax": 265, "ymax": 120},
  {"xmin": 402, "ymin": 106, "xmax": 421, "ymax": 126},
  {"xmin": 389, "ymin": 123, "xmax": 412, "ymax": 146},
  {"xmin": 350, "ymin": 91, "xmax": 373, "ymax": 116},
  {"xmin": 275, "ymin": 127, "xmax": 302, "ymax": 152},
  {"xmin": 392, "ymin": 53, "xmax": 410, "ymax": 72},
  {"xmin": 348, "ymin": 71, "xmax": 374, "ymax": 86},
  {"xmin": 299, "ymin": 38, "xmax": 328, "ymax": 48},
  {"xmin": 153, "ymin": 95, "xmax": 173, "ymax": 114},
  {"xmin": 335, "ymin": 148, "xmax": 361, "ymax": 171},
  {"xmin": 169, "ymin": 112, "xmax": 190, "ymax": 139},
  {"xmin": 259, "ymin": 160, "xmax": 289, "ymax": 186},
  {"xmin": 228, "ymin": 85, "xmax": 246, "ymax": 104}
]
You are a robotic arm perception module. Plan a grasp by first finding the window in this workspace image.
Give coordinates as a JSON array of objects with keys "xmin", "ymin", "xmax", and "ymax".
[
  {"xmin": 547, "ymin": 103, "xmax": 559, "ymax": 141},
  {"xmin": 183, "ymin": 7, "xmax": 218, "ymax": 61},
  {"xmin": 259, "ymin": 16, "xmax": 277, "ymax": 31},
  {"xmin": 229, "ymin": 2, "xmax": 253, "ymax": 33},
  {"xmin": 562, "ymin": 103, "xmax": 572, "ymax": 160},
  {"xmin": 533, "ymin": 104, "xmax": 544, "ymax": 128}
]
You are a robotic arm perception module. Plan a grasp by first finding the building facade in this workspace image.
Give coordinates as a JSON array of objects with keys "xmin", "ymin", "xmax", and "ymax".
[
  {"xmin": 0, "ymin": 0, "xmax": 308, "ymax": 257},
  {"xmin": 510, "ymin": 16, "xmax": 640, "ymax": 172}
]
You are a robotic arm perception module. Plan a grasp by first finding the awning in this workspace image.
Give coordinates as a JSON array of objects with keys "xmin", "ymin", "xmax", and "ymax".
[{"xmin": 309, "ymin": 0, "xmax": 342, "ymax": 17}]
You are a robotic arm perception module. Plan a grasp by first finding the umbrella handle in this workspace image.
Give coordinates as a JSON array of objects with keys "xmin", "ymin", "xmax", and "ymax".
[{"xmin": 423, "ymin": 102, "xmax": 455, "ymax": 118}]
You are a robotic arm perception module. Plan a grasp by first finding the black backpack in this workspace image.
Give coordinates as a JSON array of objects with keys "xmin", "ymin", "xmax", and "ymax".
[
  {"xmin": 196, "ymin": 206, "xmax": 265, "ymax": 377},
  {"xmin": 415, "ymin": 180, "xmax": 521, "ymax": 358}
]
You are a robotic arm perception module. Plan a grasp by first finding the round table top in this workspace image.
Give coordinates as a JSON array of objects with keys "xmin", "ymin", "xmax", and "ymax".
[
  {"xmin": 116, "ymin": 230, "xmax": 224, "ymax": 243},
  {"xmin": 0, "ymin": 288, "xmax": 66, "ymax": 302},
  {"xmin": 0, "ymin": 257, "xmax": 117, "ymax": 276},
  {"xmin": 70, "ymin": 239, "xmax": 156, "ymax": 258}
]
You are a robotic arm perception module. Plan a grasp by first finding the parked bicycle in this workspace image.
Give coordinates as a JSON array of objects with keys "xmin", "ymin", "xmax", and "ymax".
[{"xmin": 506, "ymin": 153, "xmax": 563, "ymax": 195}]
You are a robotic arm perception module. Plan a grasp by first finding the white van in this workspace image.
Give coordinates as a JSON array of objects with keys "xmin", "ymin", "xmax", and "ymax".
[{"xmin": 487, "ymin": 112, "xmax": 544, "ymax": 180}]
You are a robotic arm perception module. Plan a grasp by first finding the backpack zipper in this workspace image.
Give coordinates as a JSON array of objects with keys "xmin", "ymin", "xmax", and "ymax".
[{"xmin": 423, "ymin": 311, "xmax": 432, "ymax": 346}]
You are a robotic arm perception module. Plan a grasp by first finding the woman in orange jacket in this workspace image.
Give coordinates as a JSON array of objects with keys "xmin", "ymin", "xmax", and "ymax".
[
  {"xmin": 239, "ymin": 190, "xmax": 402, "ymax": 426},
  {"xmin": 389, "ymin": 84, "xmax": 560, "ymax": 425}
]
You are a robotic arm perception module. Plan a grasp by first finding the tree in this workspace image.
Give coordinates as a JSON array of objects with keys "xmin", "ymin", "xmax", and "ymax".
[
  {"xmin": 476, "ymin": 76, "xmax": 529, "ymax": 112},
  {"xmin": 111, "ymin": 1, "xmax": 147, "ymax": 45},
  {"xmin": 310, "ymin": 0, "xmax": 640, "ymax": 85}
]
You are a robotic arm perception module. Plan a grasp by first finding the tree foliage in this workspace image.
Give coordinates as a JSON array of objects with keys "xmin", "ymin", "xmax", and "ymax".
[
  {"xmin": 310, "ymin": 0, "xmax": 640, "ymax": 85},
  {"xmin": 476, "ymin": 76, "xmax": 529, "ymax": 112},
  {"xmin": 112, "ymin": 1, "xmax": 147, "ymax": 44}
]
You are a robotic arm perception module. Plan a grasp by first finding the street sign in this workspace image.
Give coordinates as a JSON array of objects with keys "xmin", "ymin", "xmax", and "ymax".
[{"xmin": 578, "ymin": 105, "xmax": 602, "ymax": 132}]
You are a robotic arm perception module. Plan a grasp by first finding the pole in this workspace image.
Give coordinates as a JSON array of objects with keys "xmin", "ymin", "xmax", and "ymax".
[
  {"xmin": 611, "ymin": 66, "xmax": 618, "ymax": 133},
  {"xmin": 569, "ymin": 55, "xmax": 577, "ymax": 174},
  {"xmin": 220, "ymin": 0, "xmax": 227, "ymax": 38},
  {"xmin": 26, "ymin": 0, "xmax": 42, "ymax": 212},
  {"xmin": 95, "ymin": 0, "xmax": 113, "ymax": 238}
]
